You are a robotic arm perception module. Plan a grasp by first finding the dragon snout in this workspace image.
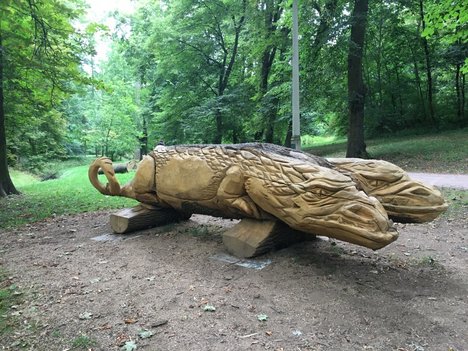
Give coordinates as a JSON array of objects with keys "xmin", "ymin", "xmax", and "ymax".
[
  {"xmin": 383, "ymin": 180, "xmax": 448, "ymax": 223},
  {"xmin": 333, "ymin": 198, "xmax": 398, "ymax": 249}
]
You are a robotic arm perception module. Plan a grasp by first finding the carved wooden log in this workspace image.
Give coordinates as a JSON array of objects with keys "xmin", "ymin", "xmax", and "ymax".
[
  {"xmin": 110, "ymin": 204, "xmax": 189, "ymax": 234},
  {"xmin": 98, "ymin": 162, "xmax": 130, "ymax": 175},
  {"xmin": 89, "ymin": 144, "xmax": 399, "ymax": 250},
  {"xmin": 222, "ymin": 219, "xmax": 314, "ymax": 258}
]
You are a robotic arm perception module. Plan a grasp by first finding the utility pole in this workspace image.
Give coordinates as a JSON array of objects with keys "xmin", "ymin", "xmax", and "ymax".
[{"xmin": 291, "ymin": 0, "xmax": 301, "ymax": 150}]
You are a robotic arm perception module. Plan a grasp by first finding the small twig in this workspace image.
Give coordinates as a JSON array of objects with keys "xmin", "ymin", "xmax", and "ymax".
[{"xmin": 239, "ymin": 332, "xmax": 258, "ymax": 339}]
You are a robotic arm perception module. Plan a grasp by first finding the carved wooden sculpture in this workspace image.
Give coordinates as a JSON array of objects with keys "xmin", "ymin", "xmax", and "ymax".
[{"xmin": 89, "ymin": 143, "xmax": 447, "ymax": 254}]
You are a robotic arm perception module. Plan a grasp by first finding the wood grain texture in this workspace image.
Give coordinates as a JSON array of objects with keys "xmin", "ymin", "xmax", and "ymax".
[{"xmin": 110, "ymin": 205, "xmax": 186, "ymax": 234}]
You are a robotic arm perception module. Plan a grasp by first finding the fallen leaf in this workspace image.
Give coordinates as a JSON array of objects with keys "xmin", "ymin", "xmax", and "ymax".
[
  {"xmin": 203, "ymin": 304, "xmax": 216, "ymax": 312},
  {"xmin": 96, "ymin": 323, "xmax": 112, "ymax": 330},
  {"xmin": 121, "ymin": 340, "xmax": 137, "ymax": 351},
  {"xmin": 124, "ymin": 318, "xmax": 138, "ymax": 324},
  {"xmin": 138, "ymin": 329, "xmax": 154, "ymax": 339},
  {"xmin": 151, "ymin": 319, "xmax": 168, "ymax": 328},
  {"xmin": 115, "ymin": 333, "xmax": 130, "ymax": 346},
  {"xmin": 257, "ymin": 314, "xmax": 268, "ymax": 321},
  {"xmin": 79, "ymin": 312, "xmax": 92, "ymax": 320}
]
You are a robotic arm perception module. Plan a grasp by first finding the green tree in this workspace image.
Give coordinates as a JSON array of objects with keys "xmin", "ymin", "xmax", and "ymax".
[
  {"xmin": 82, "ymin": 46, "xmax": 139, "ymax": 160},
  {"xmin": 423, "ymin": 0, "xmax": 468, "ymax": 125},
  {"xmin": 139, "ymin": 0, "xmax": 249, "ymax": 144},
  {"xmin": 94, "ymin": 0, "xmax": 467, "ymax": 151},
  {"xmin": 0, "ymin": 0, "xmax": 89, "ymax": 196}
]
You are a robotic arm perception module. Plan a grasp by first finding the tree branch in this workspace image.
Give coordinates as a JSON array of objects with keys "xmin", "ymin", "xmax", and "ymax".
[{"xmin": 177, "ymin": 38, "xmax": 222, "ymax": 67}]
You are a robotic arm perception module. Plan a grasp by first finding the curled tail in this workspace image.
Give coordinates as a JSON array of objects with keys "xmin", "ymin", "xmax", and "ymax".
[{"xmin": 88, "ymin": 157, "xmax": 122, "ymax": 196}]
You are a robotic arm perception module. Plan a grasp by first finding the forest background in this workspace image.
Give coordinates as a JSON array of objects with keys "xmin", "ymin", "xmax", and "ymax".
[{"xmin": 0, "ymin": 0, "xmax": 467, "ymax": 197}]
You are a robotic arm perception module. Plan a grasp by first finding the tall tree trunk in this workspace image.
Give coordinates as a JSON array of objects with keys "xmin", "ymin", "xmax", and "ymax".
[
  {"xmin": 395, "ymin": 65, "xmax": 404, "ymax": 119},
  {"xmin": 462, "ymin": 73, "xmax": 466, "ymax": 122},
  {"xmin": 261, "ymin": 45, "xmax": 277, "ymax": 143},
  {"xmin": 409, "ymin": 43, "xmax": 427, "ymax": 120},
  {"xmin": 214, "ymin": 107, "xmax": 223, "ymax": 144},
  {"xmin": 376, "ymin": 13, "xmax": 384, "ymax": 112},
  {"xmin": 232, "ymin": 128, "xmax": 239, "ymax": 144},
  {"xmin": 346, "ymin": 0, "xmax": 369, "ymax": 158},
  {"xmin": 456, "ymin": 63, "xmax": 462, "ymax": 121},
  {"xmin": 259, "ymin": 0, "xmax": 281, "ymax": 143},
  {"xmin": 139, "ymin": 117, "xmax": 148, "ymax": 160},
  {"xmin": 213, "ymin": 0, "xmax": 246, "ymax": 144},
  {"xmin": 419, "ymin": 0, "xmax": 437, "ymax": 126},
  {"xmin": 284, "ymin": 119, "xmax": 292, "ymax": 148},
  {"xmin": 0, "ymin": 33, "xmax": 20, "ymax": 197}
]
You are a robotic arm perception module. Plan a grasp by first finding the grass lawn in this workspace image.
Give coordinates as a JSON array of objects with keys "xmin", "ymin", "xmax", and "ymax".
[
  {"xmin": 304, "ymin": 128, "xmax": 468, "ymax": 173},
  {"xmin": 1, "ymin": 162, "xmax": 137, "ymax": 229}
]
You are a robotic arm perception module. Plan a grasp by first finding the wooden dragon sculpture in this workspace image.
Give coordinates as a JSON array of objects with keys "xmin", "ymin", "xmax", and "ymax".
[{"xmin": 89, "ymin": 143, "xmax": 447, "ymax": 250}]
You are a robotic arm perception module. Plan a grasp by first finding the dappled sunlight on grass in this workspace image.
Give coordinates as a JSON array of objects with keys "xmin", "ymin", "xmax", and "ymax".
[
  {"xmin": 301, "ymin": 134, "xmax": 346, "ymax": 148},
  {"xmin": 8, "ymin": 170, "xmax": 40, "ymax": 188}
]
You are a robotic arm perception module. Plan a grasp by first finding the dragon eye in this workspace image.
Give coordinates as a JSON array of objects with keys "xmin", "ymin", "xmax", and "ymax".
[
  {"xmin": 371, "ymin": 180, "xmax": 384, "ymax": 187},
  {"xmin": 313, "ymin": 188, "xmax": 331, "ymax": 198}
]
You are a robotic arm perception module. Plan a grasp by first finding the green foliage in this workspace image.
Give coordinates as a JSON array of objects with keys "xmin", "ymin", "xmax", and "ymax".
[
  {"xmin": 1, "ymin": 0, "xmax": 95, "ymax": 173},
  {"xmin": 96, "ymin": 0, "xmax": 464, "ymax": 144},
  {"xmin": 422, "ymin": 0, "xmax": 468, "ymax": 45}
]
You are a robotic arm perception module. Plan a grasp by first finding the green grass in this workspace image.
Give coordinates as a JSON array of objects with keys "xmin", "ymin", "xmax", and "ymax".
[
  {"xmin": 304, "ymin": 128, "xmax": 468, "ymax": 173},
  {"xmin": 8, "ymin": 170, "xmax": 40, "ymax": 187},
  {"xmin": 71, "ymin": 334, "xmax": 97, "ymax": 349},
  {"xmin": 1, "ymin": 163, "xmax": 138, "ymax": 229},
  {"xmin": 301, "ymin": 135, "xmax": 346, "ymax": 148},
  {"xmin": 0, "ymin": 270, "xmax": 21, "ymax": 336},
  {"xmin": 440, "ymin": 188, "xmax": 468, "ymax": 218}
]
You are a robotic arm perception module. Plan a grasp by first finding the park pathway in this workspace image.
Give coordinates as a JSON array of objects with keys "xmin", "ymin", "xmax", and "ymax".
[{"xmin": 408, "ymin": 172, "xmax": 468, "ymax": 190}]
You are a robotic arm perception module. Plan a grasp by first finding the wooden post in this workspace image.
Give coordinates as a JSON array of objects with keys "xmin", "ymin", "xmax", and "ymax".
[
  {"xmin": 222, "ymin": 219, "xmax": 313, "ymax": 258},
  {"xmin": 110, "ymin": 204, "xmax": 189, "ymax": 234}
]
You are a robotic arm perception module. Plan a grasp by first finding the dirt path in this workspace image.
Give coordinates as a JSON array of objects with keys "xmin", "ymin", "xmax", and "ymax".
[
  {"xmin": 1, "ymin": 203, "xmax": 467, "ymax": 350},
  {"xmin": 408, "ymin": 173, "xmax": 468, "ymax": 189}
]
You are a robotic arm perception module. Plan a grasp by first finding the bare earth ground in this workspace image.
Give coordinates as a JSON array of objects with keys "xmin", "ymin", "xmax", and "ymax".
[{"xmin": 0, "ymin": 200, "xmax": 467, "ymax": 351}]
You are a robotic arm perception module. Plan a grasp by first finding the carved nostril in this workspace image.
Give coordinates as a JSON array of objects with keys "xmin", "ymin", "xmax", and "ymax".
[{"xmin": 348, "ymin": 204, "xmax": 374, "ymax": 220}]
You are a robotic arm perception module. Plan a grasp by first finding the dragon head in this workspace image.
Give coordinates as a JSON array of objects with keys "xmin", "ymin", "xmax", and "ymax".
[{"xmin": 329, "ymin": 158, "xmax": 448, "ymax": 223}]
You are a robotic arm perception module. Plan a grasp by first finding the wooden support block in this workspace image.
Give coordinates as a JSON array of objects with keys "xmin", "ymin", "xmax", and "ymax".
[
  {"xmin": 222, "ymin": 219, "xmax": 313, "ymax": 258},
  {"xmin": 110, "ymin": 204, "xmax": 188, "ymax": 234}
]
